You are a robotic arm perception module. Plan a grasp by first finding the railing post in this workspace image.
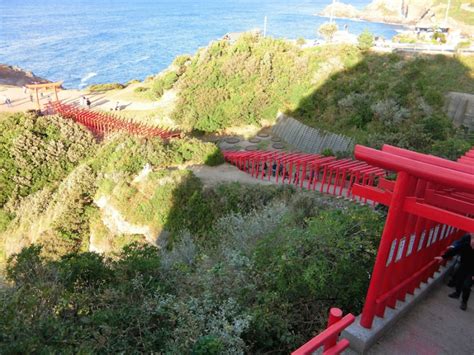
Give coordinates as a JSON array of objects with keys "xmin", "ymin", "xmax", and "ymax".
[
  {"xmin": 323, "ymin": 308, "xmax": 343, "ymax": 351},
  {"xmin": 360, "ymin": 171, "xmax": 411, "ymax": 329}
]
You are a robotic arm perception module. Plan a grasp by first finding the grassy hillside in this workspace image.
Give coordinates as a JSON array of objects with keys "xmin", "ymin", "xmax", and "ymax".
[
  {"xmin": 0, "ymin": 112, "xmax": 223, "ymax": 260},
  {"xmin": 434, "ymin": 0, "xmax": 474, "ymax": 27},
  {"xmin": 290, "ymin": 53, "xmax": 474, "ymax": 158},
  {"xmin": 1, "ymin": 192, "xmax": 383, "ymax": 353},
  {"xmin": 0, "ymin": 111, "xmax": 385, "ymax": 353},
  {"xmin": 165, "ymin": 35, "xmax": 473, "ymax": 158},
  {"xmin": 1, "ymin": 35, "xmax": 473, "ymax": 353}
]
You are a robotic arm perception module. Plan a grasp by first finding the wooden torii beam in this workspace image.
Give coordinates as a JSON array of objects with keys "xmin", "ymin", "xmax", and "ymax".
[{"xmin": 26, "ymin": 81, "xmax": 63, "ymax": 110}]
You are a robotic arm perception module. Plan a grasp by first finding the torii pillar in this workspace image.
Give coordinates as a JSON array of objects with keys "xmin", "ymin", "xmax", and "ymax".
[{"xmin": 26, "ymin": 81, "xmax": 63, "ymax": 110}]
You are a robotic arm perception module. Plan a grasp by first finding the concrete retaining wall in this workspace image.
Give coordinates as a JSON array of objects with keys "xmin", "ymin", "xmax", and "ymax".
[
  {"xmin": 445, "ymin": 92, "xmax": 474, "ymax": 131},
  {"xmin": 272, "ymin": 112, "xmax": 355, "ymax": 154}
]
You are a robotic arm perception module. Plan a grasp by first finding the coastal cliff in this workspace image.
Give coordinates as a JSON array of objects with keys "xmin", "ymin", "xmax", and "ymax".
[
  {"xmin": 320, "ymin": 0, "xmax": 474, "ymax": 32},
  {"xmin": 0, "ymin": 64, "xmax": 50, "ymax": 87}
]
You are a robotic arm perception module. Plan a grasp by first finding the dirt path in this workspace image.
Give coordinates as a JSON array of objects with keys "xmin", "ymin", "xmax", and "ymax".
[
  {"xmin": 189, "ymin": 163, "xmax": 274, "ymax": 188},
  {"xmin": 0, "ymin": 83, "xmax": 172, "ymax": 113}
]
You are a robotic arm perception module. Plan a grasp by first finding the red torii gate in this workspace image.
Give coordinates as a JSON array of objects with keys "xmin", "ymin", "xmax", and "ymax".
[
  {"xmin": 223, "ymin": 150, "xmax": 385, "ymax": 199},
  {"xmin": 352, "ymin": 144, "xmax": 474, "ymax": 329},
  {"xmin": 293, "ymin": 144, "xmax": 474, "ymax": 355},
  {"xmin": 48, "ymin": 102, "xmax": 181, "ymax": 140}
]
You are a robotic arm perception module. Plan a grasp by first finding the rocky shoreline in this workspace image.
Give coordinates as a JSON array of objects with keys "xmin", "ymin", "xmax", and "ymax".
[
  {"xmin": 319, "ymin": 0, "xmax": 474, "ymax": 33},
  {"xmin": 0, "ymin": 64, "xmax": 50, "ymax": 87}
]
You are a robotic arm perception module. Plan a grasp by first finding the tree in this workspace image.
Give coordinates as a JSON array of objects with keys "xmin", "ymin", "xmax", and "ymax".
[
  {"xmin": 358, "ymin": 29, "xmax": 374, "ymax": 50},
  {"xmin": 318, "ymin": 22, "xmax": 338, "ymax": 43}
]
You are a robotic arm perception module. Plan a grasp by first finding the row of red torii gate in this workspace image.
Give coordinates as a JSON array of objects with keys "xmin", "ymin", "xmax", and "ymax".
[
  {"xmin": 223, "ymin": 145, "xmax": 474, "ymax": 354},
  {"xmin": 46, "ymin": 97, "xmax": 473, "ymax": 354}
]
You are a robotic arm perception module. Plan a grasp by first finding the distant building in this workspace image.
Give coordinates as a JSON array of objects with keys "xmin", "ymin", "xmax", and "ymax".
[{"xmin": 415, "ymin": 17, "xmax": 449, "ymax": 33}]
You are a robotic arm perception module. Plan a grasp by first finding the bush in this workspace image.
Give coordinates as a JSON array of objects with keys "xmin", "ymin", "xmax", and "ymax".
[
  {"xmin": 0, "ymin": 209, "xmax": 12, "ymax": 233},
  {"xmin": 151, "ymin": 71, "xmax": 179, "ymax": 98},
  {"xmin": 88, "ymin": 83, "xmax": 125, "ymax": 92},
  {"xmin": 318, "ymin": 22, "xmax": 338, "ymax": 42},
  {"xmin": 392, "ymin": 34, "xmax": 417, "ymax": 44},
  {"xmin": 296, "ymin": 37, "xmax": 306, "ymax": 45},
  {"xmin": 433, "ymin": 31, "xmax": 447, "ymax": 44},
  {"xmin": 0, "ymin": 112, "xmax": 96, "ymax": 209},
  {"xmin": 358, "ymin": 29, "xmax": 374, "ymax": 50},
  {"xmin": 134, "ymin": 86, "xmax": 149, "ymax": 93},
  {"xmin": 430, "ymin": 138, "xmax": 471, "ymax": 160},
  {"xmin": 0, "ymin": 191, "xmax": 383, "ymax": 353},
  {"xmin": 169, "ymin": 138, "xmax": 224, "ymax": 166},
  {"xmin": 173, "ymin": 34, "xmax": 326, "ymax": 132}
]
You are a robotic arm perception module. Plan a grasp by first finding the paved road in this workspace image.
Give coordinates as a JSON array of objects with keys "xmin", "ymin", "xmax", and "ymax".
[{"xmin": 368, "ymin": 282, "xmax": 474, "ymax": 355}]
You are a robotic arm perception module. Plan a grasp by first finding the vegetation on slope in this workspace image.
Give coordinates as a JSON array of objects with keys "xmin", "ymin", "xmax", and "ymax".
[
  {"xmin": 290, "ymin": 53, "xmax": 474, "ymax": 158},
  {"xmin": 0, "ymin": 112, "xmax": 96, "ymax": 231},
  {"xmin": 88, "ymin": 82, "xmax": 125, "ymax": 92},
  {"xmin": 1, "ymin": 33, "xmax": 473, "ymax": 353},
  {"xmin": 1, "ymin": 192, "xmax": 383, "ymax": 353},
  {"xmin": 169, "ymin": 34, "xmax": 473, "ymax": 158},
  {"xmin": 433, "ymin": 0, "xmax": 474, "ymax": 27},
  {"xmin": 0, "ymin": 110, "xmax": 386, "ymax": 353},
  {"xmin": 0, "ymin": 112, "xmax": 223, "ymax": 259}
]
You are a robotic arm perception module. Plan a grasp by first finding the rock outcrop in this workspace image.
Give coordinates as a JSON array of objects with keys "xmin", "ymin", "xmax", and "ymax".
[
  {"xmin": 320, "ymin": 0, "xmax": 438, "ymax": 26},
  {"xmin": 0, "ymin": 64, "xmax": 50, "ymax": 87}
]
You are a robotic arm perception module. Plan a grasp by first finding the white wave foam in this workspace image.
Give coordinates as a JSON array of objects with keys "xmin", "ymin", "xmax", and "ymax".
[
  {"xmin": 78, "ymin": 72, "xmax": 98, "ymax": 89},
  {"xmin": 134, "ymin": 55, "xmax": 150, "ymax": 63},
  {"xmin": 80, "ymin": 72, "xmax": 97, "ymax": 83}
]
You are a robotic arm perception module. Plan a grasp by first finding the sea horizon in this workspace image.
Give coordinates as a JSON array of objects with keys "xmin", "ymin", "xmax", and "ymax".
[{"xmin": 0, "ymin": 0, "xmax": 405, "ymax": 89}]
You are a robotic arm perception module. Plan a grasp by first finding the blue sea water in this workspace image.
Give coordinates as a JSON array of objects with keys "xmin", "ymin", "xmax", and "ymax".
[{"xmin": 0, "ymin": 0, "xmax": 404, "ymax": 88}]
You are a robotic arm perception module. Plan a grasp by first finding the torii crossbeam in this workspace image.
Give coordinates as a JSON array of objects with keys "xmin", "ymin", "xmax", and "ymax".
[
  {"xmin": 26, "ymin": 81, "xmax": 63, "ymax": 110},
  {"xmin": 352, "ymin": 144, "xmax": 474, "ymax": 329}
]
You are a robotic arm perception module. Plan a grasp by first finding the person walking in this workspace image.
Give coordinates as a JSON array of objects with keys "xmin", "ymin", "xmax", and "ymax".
[
  {"xmin": 3, "ymin": 95, "xmax": 12, "ymax": 107},
  {"xmin": 437, "ymin": 232, "xmax": 474, "ymax": 310}
]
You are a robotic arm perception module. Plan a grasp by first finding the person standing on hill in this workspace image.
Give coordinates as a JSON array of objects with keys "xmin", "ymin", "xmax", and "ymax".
[
  {"xmin": 437, "ymin": 232, "xmax": 474, "ymax": 311},
  {"xmin": 86, "ymin": 98, "xmax": 91, "ymax": 109}
]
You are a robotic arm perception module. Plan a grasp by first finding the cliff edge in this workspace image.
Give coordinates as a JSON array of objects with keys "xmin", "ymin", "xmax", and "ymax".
[
  {"xmin": 320, "ymin": 0, "xmax": 474, "ymax": 32},
  {"xmin": 0, "ymin": 64, "xmax": 50, "ymax": 87}
]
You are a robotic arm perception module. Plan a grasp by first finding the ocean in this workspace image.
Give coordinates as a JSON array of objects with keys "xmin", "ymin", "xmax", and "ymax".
[{"xmin": 0, "ymin": 0, "xmax": 404, "ymax": 88}]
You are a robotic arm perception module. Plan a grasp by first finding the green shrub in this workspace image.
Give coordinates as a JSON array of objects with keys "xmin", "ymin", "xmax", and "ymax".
[
  {"xmin": 0, "ymin": 191, "xmax": 383, "ymax": 353},
  {"xmin": 392, "ymin": 34, "xmax": 417, "ymax": 43},
  {"xmin": 126, "ymin": 79, "xmax": 141, "ymax": 86},
  {"xmin": 318, "ymin": 22, "xmax": 338, "ymax": 42},
  {"xmin": 322, "ymin": 148, "xmax": 334, "ymax": 156},
  {"xmin": 296, "ymin": 37, "xmax": 306, "ymax": 45},
  {"xmin": 358, "ymin": 29, "xmax": 374, "ymax": 50},
  {"xmin": 151, "ymin": 71, "xmax": 179, "ymax": 98},
  {"xmin": 430, "ymin": 137, "xmax": 471, "ymax": 160},
  {"xmin": 433, "ymin": 31, "xmax": 447, "ymax": 44},
  {"xmin": 173, "ymin": 55, "xmax": 191, "ymax": 67},
  {"xmin": 0, "ymin": 209, "xmax": 12, "ymax": 233},
  {"xmin": 169, "ymin": 138, "xmax": 224, "ymax": 166},
  {"xmin": 88, "ymin": 83, "xmax": 125, "ymax": 92},
  {"xmin": 134, "ymin": 86, "xmax": 149, "ymax": 93},
  {"xmin": 0, "ymin": 112, "xmax": 96, "ymax": 209}
]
